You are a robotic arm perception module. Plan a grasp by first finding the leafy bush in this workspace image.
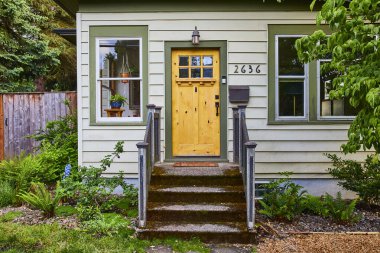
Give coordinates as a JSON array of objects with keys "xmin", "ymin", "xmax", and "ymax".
[
  {"xmin": 327, "ymin": 154, "xmax": 380, "ymax": 206},
  {"xmin": 18, "ymin": 182, "xmax": 61, "ymax": 218},
  {"xmin": 303, "ymin": 192, "xmax": 360, "ymax": 224},
  {"xmin": 0, "ymin": 181, "xmax": 16, "ymax": 207},
  {"xmin": 81, "ymin": 213, "xmax": 129, "ymax": 237},
  {"xmin": 31, "ymin": 104, "xmax": 78, "ymax": 182},
  {"xmin": 0, "ymin": 153, "xmax": 42, "ymax": 195},
  {"xmin": 59, "ymin": 141, "xmax": 137, "ymax": 220},
  {"xmin": 258, "ymin": 173, "xmax": 307, "ymax": 221}
]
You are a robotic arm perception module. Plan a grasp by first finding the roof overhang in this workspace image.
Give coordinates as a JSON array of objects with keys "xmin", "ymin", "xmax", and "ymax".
[
  {"xmin": 53, "ymin": 28, "xmax": 77, "ymax": 45},
  {"xmin": 53, "ymin": 0, "xmax": 78, "ymax": 17}
]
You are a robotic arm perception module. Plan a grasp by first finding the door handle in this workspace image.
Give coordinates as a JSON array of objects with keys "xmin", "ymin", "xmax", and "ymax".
[{"xmin": 215, "ymin": 102, "xmax": 220, "ymax": 116}]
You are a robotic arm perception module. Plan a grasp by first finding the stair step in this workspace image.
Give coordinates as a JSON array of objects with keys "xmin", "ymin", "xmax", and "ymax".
[
  {"xmin": 137, "ymin": 222, "xmax": 256, "ymax": 244},
  {"xmin": 149, "ymin": 186, "xmax": 245, "ymax": 203},
  {"xmin": 153, "ymin": 164, "xmax": 240, "ymax": 177},
  {"xmin": 147, "ymin": 203, "xmax": 246, "ymax": 222}
]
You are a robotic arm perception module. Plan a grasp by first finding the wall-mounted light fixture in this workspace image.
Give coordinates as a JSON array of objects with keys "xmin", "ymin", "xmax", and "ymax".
[{"xmin": 192, "ymin": 26, "xmax": 200, "ymax": 45}]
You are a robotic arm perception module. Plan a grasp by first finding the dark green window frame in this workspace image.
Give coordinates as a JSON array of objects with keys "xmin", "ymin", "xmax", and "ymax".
[
  {"xmin": 89, "ymin": 26, "xmax": 148, "ymax": 126},
  {"xmin": 268, "ymin": 24, "xmax": 353, "ymax": 125}
]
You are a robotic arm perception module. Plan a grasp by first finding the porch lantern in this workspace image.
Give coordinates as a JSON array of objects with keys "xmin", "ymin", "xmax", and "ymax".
[{"xmin": 192, "ymin": 26, "xmax": 200, "ymax": 45}]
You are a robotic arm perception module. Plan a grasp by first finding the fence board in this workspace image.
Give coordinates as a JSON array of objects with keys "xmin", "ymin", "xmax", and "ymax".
[{"xmin": 0, "ymin": 92, "xmax": 77, "ymax": 160}]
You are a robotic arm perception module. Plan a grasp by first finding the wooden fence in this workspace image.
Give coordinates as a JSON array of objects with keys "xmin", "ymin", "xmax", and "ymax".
[{"xmin": 0, "ymin": 92, "xmax": 77, "ymax": 160}]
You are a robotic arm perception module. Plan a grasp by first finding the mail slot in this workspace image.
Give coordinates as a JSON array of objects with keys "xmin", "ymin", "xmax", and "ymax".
[{"xmin": 228, "ymin": 85, "xmax": 250, "ymax": 103}]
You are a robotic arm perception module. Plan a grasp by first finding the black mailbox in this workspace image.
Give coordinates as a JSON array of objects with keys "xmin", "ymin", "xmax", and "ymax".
[{"xmin": 228, "ymin": 85, "xmax": 250, "ymax": 103}]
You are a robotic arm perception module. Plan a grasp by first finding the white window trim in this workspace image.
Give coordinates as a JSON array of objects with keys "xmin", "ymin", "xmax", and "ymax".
[
  {"xmin": 95, "ymin": 37, "xmax": 143, "ymax": 123},
  {"xmin": 317, "ymin": 59, "xmax": 356, "ymax": 121},
  {"xmin": 275, "ymin": 35, "xmax": 309, "ymax": 121}
]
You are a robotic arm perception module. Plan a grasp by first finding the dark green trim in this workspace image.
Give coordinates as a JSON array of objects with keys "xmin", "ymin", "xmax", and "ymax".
[
  {"xmin": 89, "ymin": 26, "xmax": 148, "ymax": 126},
  {"xmin": 164, "ymin": 41, "xmax": 228, "ymax": 161},
  {"xmin": 267, "ymin": 25, "xmax": 352, "ymax": 125},
  {"xmin": 79, "ymin": 0, "xmax": 321, "ymax": 13}
]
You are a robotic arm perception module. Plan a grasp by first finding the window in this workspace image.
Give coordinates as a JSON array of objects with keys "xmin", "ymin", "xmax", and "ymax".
[
  {"xmin": 268, "ymin": 25, "xmax": 356, "ymax": 124},
  {"xmin": 89, "ymin": 26, "xmax": 148, "ymax": 125}
]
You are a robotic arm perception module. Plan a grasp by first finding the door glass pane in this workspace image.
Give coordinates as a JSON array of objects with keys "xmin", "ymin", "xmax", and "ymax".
[
  {"xmin": 179, "ymin": 68, "xmax": 189, "ymax": 78},
  {"xmin": 99, "ymin": 39, "xmax": 140, "ymax": 78},
  {"xmin": 319, "ymin": 61, "xmax": 358, "ymax": 117},
  {"xmin": 279, "ymin": 81, "xmax": 304, "ymax": 116},
  {"xmin": 191, "ymin": 68, "xmax": 201, "ymax": 78},
  {"xmin": 278, "ymin": 37, "xmax": 304, "ymax": 76},
  {"xmin": 191, "ymin": 56, "xmax": 201, "ymax": 66},
  {"xmin": 179, "ymin": 56, "xmax": 189, "ymax": 66},
  {"xmin": 203, "ymin": 56, "xmax": 213, "ymax": 66},
  {"xmin": 203, "ymin": 68, "xmax": 213, "ymax": 78}
]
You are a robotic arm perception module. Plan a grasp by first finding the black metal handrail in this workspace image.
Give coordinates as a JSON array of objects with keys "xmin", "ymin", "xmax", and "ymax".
[
  {"xmin": 233, "ymin": 105, "xmax": 257, "ymax": 231},
  {"xmin": 136, "ymin": 104, "xmax": 161, "ymax": 227}
]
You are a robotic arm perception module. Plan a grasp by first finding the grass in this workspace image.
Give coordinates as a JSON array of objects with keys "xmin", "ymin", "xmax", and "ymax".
[{"xmin": 0, "ymin": 213, "xmax": 210, "ymax": 253}]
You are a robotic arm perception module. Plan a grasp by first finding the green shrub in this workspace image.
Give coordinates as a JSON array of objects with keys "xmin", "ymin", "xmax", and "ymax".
[
  {"xmin": 0, "ymin": 181, "xmax": 16, "ymax": 207},
  {"xmin": 18, "ymin": 182, "xmax": 61, "ymax": 218},
  {"xmin": 0, "ymin": 153, "xmax": 41, "ymax": 195},
  {"xmin": 327, "ymin": 154, "xmax": 380, "ymax": 206},
  {"xmin": 258, "ymin": 173, "xmax": 307, "ymax": 221},
  {"xmin": 31, "ymin": 103, "xmax": 78, "ymax": 181},
  {"xmin": 81, "ymin": 213, "xmax": 129, "ymax": 237},
  {"xmin": 303, "ymin": 193, "xmax": 360, "ymax": 223}
]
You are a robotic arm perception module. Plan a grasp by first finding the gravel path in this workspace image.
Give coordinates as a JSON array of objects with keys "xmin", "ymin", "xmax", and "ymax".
[{"xmin": 257, "ymin": 234, "xmax": 380, "ymax": 253}]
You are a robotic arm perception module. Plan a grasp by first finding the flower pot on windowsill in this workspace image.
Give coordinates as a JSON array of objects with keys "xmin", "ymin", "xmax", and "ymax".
[{"xmin": 110, "ymin": 101, "xmax": 123, "ymax": 109}]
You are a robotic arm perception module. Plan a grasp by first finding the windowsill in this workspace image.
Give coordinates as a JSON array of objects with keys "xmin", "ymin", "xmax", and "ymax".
[
  {"xmin": 90, "ymin": 119, "xmax": 147, "ymax": 126},
  {"xmin": 268, "ymin": 119, "xmax": 353, "ymax": 125}
]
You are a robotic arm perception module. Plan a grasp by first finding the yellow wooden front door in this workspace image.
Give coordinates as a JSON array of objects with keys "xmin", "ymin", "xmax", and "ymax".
[{"xmin": 172, "ymin": 49, "xmax": 220, "ymax": 156}]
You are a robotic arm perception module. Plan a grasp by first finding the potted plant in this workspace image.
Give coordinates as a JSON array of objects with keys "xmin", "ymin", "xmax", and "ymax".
[{"xmin": 110, "ymin": 93, "xmax": 127, "ymax": 108}]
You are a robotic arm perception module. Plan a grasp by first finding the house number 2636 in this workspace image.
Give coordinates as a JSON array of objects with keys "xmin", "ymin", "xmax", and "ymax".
[{"xmin": 234, "ymin": 64, "xmax": 261, "ymax": 74}]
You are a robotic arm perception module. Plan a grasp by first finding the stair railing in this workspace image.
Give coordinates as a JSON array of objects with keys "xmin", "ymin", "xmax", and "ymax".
[
  {"xmin": 136, "ymin": 104, "xmax": 162, "ymax": 227},
  {"xmin": 233, "ymin": 105, "xmax": 257, "ymax": 231}
]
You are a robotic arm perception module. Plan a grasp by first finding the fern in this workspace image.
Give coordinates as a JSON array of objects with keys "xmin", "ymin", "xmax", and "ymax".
[{"xmin": 18, "ymin": 182, "xmax": 61, "ymax": 218}]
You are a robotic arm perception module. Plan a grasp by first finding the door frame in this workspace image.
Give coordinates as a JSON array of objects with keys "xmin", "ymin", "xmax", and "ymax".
[{"xmin": 164, "ymin": 41, "xmax": 228, "ymax": 162}]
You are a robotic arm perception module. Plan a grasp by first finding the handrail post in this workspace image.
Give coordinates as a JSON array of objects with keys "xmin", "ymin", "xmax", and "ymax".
[
  {"xmin": 137, "ymin": 141, "xmax": 149, "ymax": 227},
  {"xmin": 154, "ymin": 106, "xmax": 162, "ymax": 162},
  {"xmin": 147, "ymin": 104, "xmax": 156, "ymax": 167},
  {"xmin": 245, "ymin": 141, "xmax": 257, "ymax": 231},
  {"xmin": 232, "ymin": 107, "xmax": 239, "ymax": 163},
  {"xmin": 238, "ymin": 105, "xmax": 247, "ymax": 169}
]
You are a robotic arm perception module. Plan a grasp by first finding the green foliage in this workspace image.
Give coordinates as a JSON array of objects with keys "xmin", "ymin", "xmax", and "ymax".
[
  {"xmin": 258, "ymin": 173, "xmax": 307, "ymax": 221},
  {"xmin": 327, "ymin": 153, "xmax": 380, "ymax": 205},
  {"xmin": 304, "ymin": 193, "xmax": 360, "ymax": 224},
  {"xmin": 0, "ymin": 153, "xmax": 42, "ymax": 195},
  {"xmin": 0, "ymin": 211, "xmax": 23, "ymax": 222},
  {"xmin": 81, "ymin": 213, "xmax": 130, "ymax": 237},
  {"xmin": 0, "ymin": 0, "xmax": 60, "ymax": 92},
  {"xmin": 18, "ymin": 182, "xmax": 61, "ymax": 218},
  {"xmin": 0, "ymin": 181, "xmax": 16, "ymax": 207},
  {"xmin": 296, "ymin": 0, "xmax": 380, "ymax": 153},
  {"xmin": 110, "ymin": 93, "xmax": 128, "ymax": 106},
  {"xmin": 55, "ymin": 205, "xmax": 77, "ymax": 217},
  {"xmin": 159, "ymin": 238, "xmax": 210, "ymax": 253}
]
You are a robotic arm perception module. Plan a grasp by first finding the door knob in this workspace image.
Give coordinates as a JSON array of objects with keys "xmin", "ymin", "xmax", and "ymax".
[{"xmin": 215, "ymin": 102, "xmax": 220, "ymax": 116}]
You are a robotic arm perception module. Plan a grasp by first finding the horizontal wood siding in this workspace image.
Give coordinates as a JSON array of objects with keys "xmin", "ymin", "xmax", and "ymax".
[
  {"xmin": 79, "ymin": 11, "xmax": 366, "ymax": 178},
  {"xmin": 1, "ymin": 92, "xmax": 76, "ymax": 159}
]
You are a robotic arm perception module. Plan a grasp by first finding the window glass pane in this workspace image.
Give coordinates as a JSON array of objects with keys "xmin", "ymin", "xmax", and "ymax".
[
  {"xmin": 179, "ymin": 56, "xmax": 189, "ymax": 66},
  {"xmin": 203, "ymin": 68, "xmax": 213, "ymax": 78},
  {"xmin": 191, "ymin": 68, "xmax": 201, "ymax": 78},
  {"xmin": 279, "ymin": 81, "xmax": 304, "ymax": 116},
  {"xmin": 100, "ymin": 80, "xmax": 141, "ymax": 118},
  {"xmin": 278, "ymin": 37, "xmax": 304, "ymax": 76},
  {"xmin": 179, "ymin": 68, "xmax": 189, "ymax": 78},
  {"xmin": 191, "ymin": 56, "xmax": 201, "ymax": 66},
  {"xmin": 99, "ymin": 39, "xmax": 140, "ymax": 78},
  {"xmin": 319, "ymin": 61, "xmax": 358, "ymax": 117},
  {"xmin": 203, "ymin": 56, "xmax": 213, "ymax": 66}
]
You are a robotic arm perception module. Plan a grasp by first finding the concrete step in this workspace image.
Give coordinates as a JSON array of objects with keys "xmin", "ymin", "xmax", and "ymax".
[
  {"xmin": 147, "ymin": 202, "xmax": 246, "ymax": 222},
  {"xmin": 137, "ymin": 221, "xmax": 256, "ymax": 244},
  {"xmin": 148, "ymin": 185, "xmax": 245, "ymax": 203},
  {"xmin": 151, "ymin": 164, "xmax": 242, "ymax": 186}
]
